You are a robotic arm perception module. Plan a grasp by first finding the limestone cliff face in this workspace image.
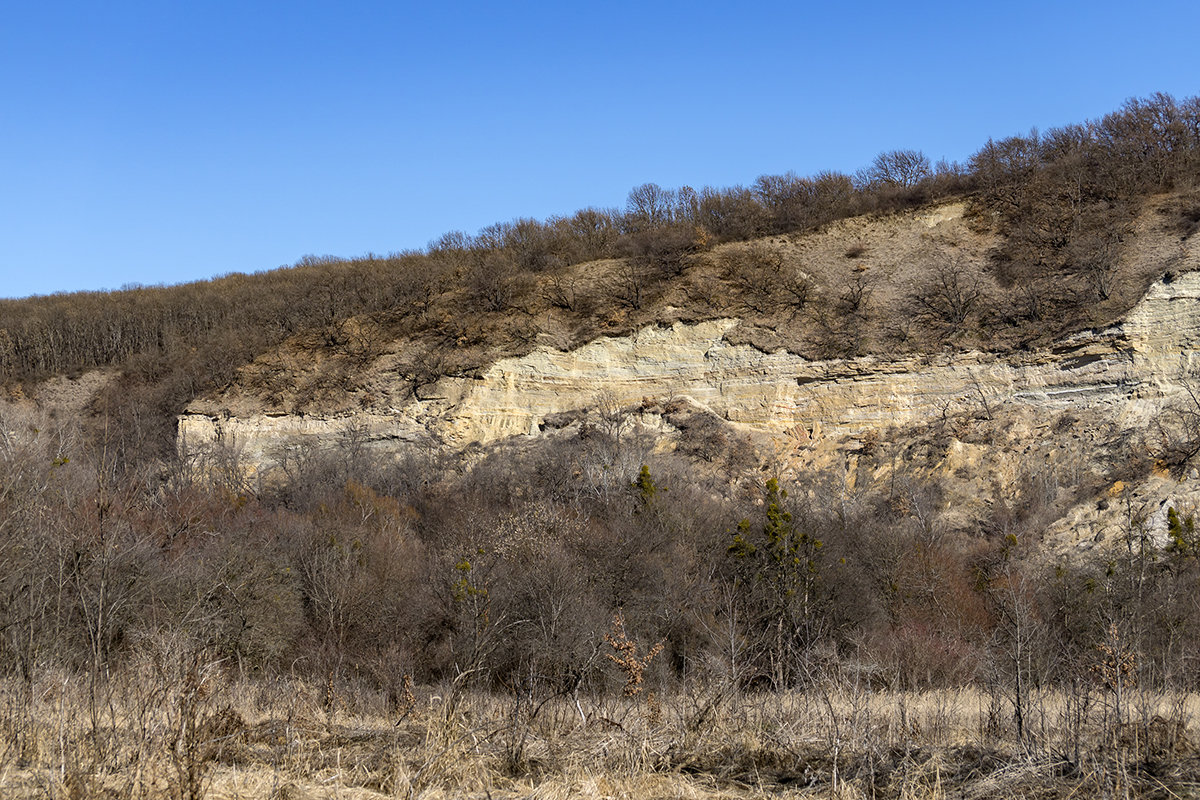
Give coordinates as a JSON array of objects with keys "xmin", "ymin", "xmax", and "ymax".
[{"xmin": 177, "ymin": 272, "xmax": 1200, "ymax": 476}]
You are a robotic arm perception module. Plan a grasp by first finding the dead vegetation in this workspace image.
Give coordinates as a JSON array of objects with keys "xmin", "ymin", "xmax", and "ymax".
[
  {"xmin": 2, "ymin": 671, "xmax": 1198, "ymax": 799},
  {"xmin": 3, "ymin": 93, "xmax": 1200, "ymax": 799},
  {"xmin": 3, "ymin": 389, "xmax": 1200, "ymax": 798}
]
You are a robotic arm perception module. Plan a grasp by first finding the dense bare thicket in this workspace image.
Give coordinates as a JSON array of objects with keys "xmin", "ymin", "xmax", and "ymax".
[
  {"xmin": 970, "ymin": 93, "xmax": 1200, "ymax": 320},
  {"xmin": 4, "ymin": 400, "xmax": 1200, "ymax": 796},
  {"xmin": 1, "ymin": 405, "xmax": 1197, "ymax": 701}
]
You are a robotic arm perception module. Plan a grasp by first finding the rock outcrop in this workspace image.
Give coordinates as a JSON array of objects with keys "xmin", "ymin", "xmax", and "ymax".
[{"xmin": 178, "ymin": 272, "xmax": 1200, "ymax": 479}]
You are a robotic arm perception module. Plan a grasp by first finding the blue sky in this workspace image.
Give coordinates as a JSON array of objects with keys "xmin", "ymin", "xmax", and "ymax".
[{"xmin": 2, "ymin": 0, "xmax": 1198, "ymax": 299}]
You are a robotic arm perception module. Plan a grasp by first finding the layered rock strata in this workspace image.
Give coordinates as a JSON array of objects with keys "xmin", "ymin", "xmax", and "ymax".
[{"xmin": 178, "ymin": 273, "xmax": 1200, "ymax": 475}]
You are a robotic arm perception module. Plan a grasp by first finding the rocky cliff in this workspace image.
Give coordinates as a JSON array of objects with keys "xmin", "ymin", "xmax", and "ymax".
[{"xmin": 179, "ymin": 271, "xmax": 1200, "ymax": 479}]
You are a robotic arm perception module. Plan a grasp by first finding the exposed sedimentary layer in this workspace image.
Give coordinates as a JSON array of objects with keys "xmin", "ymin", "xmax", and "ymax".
[{"xmin": 178, "ymin": 273, "xmax": 1200, "ymax": 475}]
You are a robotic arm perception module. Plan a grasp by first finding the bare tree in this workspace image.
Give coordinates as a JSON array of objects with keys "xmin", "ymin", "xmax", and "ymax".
[
  {"xmin": 694, "ymin": 185, "xmax": 768, "ymax": 240},
  {"xmin": 859, "ymin": 149, "xmax": 932, "ymax": 189},
  {"xmin": 540, "ymin": 273, "xmax": 581, "ymax": 312},
  {"xmin": 467, "ymin": 251, "xmax": 519, "ymax": 312},
  {"xmin": 909, "ymin": 253, "xmax": 983, "ymax": 331},
  {"xmin": 1153, "ymin": 374, "xmax": 1200, "ymax": 471},
  {"xmin": 1067, "ymin": 228, "xmax": 1123, "ymax": 301},
  {"xmin": 558, "ymin": 207, "xmax": 621, "ymax": 261},
  {"xmin": 625, "ymin": 183, "xmax": 676, "ymax": 231},
  {"xmin": 719, "ymin": 245, "xmax": 786, "ymax": 314}
]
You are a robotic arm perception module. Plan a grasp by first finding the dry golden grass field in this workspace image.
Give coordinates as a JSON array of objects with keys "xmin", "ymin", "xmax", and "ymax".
[{"xmin": 2, "ymin": 659, "xmax": 1198, "ymax": 800}]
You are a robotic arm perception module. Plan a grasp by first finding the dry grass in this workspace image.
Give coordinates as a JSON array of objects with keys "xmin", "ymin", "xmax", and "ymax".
[
  {"xmin": 0, "ymin": 666, "xmax": 1197, "ymax": 800},
  {"xmin": 202, "ymin": 189, "xmax": 1196, "ymax": 420}
]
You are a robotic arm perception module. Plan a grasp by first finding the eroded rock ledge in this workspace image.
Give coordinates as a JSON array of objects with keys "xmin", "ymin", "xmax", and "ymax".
[{"xmin": 178, "ymin": 273, "xmax": 1200, "ymax": 475}]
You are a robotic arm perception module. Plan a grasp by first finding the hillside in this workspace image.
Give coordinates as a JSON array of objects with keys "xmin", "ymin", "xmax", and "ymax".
[
  {"xmin": 172, "ymin": 192, "xmax": 1200, "ymax": 554},
  {"xmin": 3, "ymin": 93, "xmax": 1200, "ymax": 798}
]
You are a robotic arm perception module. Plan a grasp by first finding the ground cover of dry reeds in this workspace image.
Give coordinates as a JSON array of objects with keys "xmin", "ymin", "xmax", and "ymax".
[{"xmin": 1, "ymin": 658, "xmax": 1198, "ymax": 800}]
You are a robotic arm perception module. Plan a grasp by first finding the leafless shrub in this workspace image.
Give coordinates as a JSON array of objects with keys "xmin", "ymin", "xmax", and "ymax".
[
  {"xmin": 1153, "ymin": 377, "xmax": 1200, "ymax": 471},
  {"xmin": 466, "ymin": 252, "xmax": 520, "ymax": 312},
  {"xmin": 719, "ymin": 244, "xmax": 786, "ymax": 314},
  {"xmin": 1177, "ymin": 203, "xmax": 1200, "ymax": 237},
  {"xmin": 780, "ymin": 270, "xmax": 813, "ymax": 315},
  {"xmin": 396, "ymin": 346, "xmax": 451, "ymax": 398},
  {"xmin": 1067, "ymin": 228, "xmax": 1125, "ymax": 301},
  {"xmin": 909, "ymin": 253, "xmax": 983, "ymax": 332},
  {"xmin": 540, "ymin": 273, "xmax": 581, "ymax": 311},
  {"xmin": 603, "ymin": 261, "xmax": 651, "ymax": 310},
  {"xmin": 837, "ymin": 270, "xmax": 875, "ymax": 316}
]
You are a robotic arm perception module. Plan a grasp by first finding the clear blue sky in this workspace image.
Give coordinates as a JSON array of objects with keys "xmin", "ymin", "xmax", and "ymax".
[{"xmin": 2, "ymin": 0, "xmax": 1198, "ymax": 299}]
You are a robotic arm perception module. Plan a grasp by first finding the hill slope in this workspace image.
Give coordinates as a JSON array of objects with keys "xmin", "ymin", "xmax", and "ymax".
[{"xmin": 166, "ymin": 195, "xmax": 1200, "ymax": 562}]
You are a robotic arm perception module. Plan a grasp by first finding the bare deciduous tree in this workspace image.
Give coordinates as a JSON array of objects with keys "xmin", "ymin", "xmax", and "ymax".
[
  {"xmin": 909, "ymin": 253, "xmax": 983, "ymax": 331},
  {"xmin": 625, "ymin": 182, "xmax": 676, "ymax": 232},
  {"xmin": 719, "ymin": 245, "xmax": 786, "ymax": 314},
  {"xmin": 859, "ymin": 149, "xmax": 932, "ymax": 189}
]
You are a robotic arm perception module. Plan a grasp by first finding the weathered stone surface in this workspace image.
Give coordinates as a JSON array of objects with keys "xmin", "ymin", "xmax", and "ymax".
[{"xmin": 178, "ymin": 272, "xmax": 1200, "ymax": 480}]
